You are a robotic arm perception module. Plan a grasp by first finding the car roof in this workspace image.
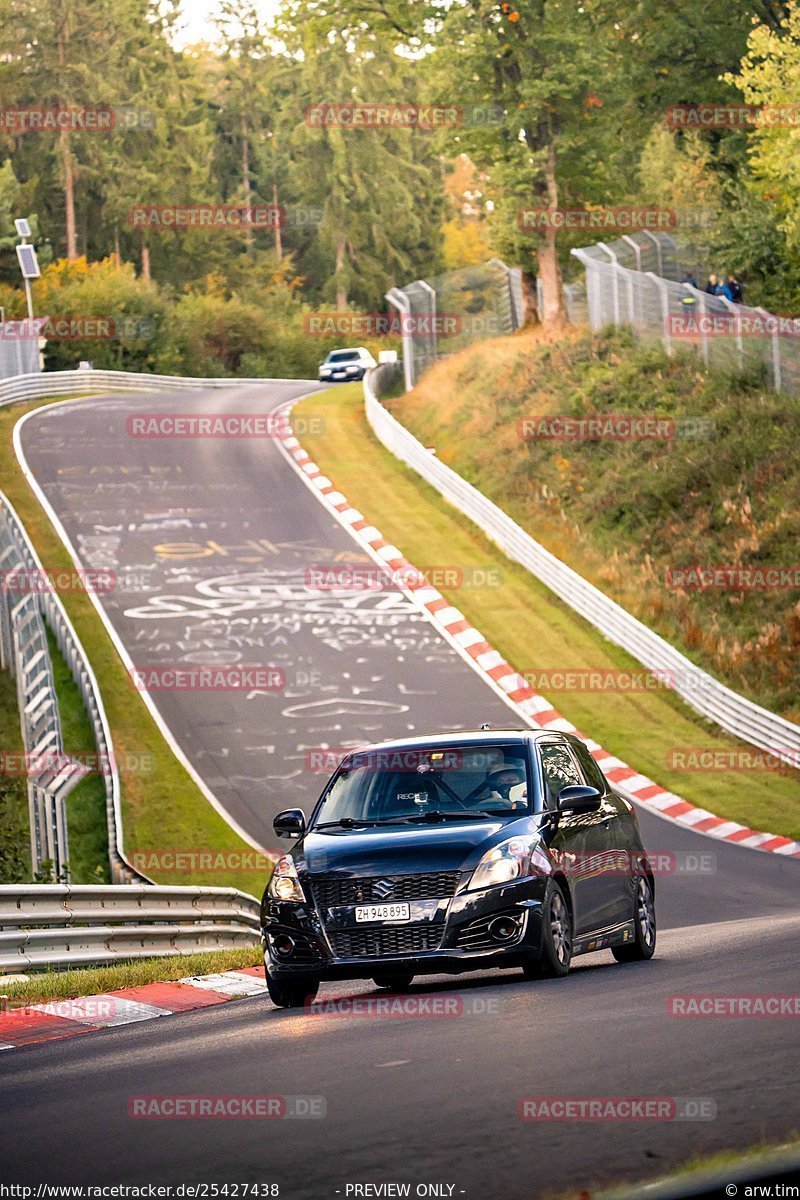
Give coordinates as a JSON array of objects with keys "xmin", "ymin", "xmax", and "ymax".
[
  {"xmin": 328, "ymin": 346, "xmax": 370, "ymax": 355},
  {"xmin": 350, "ymin": 729, "xmax": 577, "ymax": 752}
]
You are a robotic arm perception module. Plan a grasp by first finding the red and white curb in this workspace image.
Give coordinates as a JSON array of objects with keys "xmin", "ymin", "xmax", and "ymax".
[
  {"xmin": 275, "ymin": 406, "xmax": 800, "ymax": 862},
  {"xmin": 0, "ymin": 967, "xmax": 268, "ymax": 1050}
]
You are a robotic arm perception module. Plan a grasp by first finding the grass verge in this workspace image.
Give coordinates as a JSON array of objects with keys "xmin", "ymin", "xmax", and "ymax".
[
  {"xmin": 0, "ymin": 665, "xmax": 30, "ymax": 883},
  {"xmin": 1, "ymin": 395, "xmax": 270, "ymax": 894},
  {"xmin": 294, "ymin": 382, "xmax": 800, "ymax": 839},
  {"xmin": 0, "ymin": 946, "xmax": 263, "ymax": 1006},
  {"xmin": 571, "ymin": 1134, "xmax": 800, "ymax": 1200},
  {"xmin": 392, "ymin": 327, "xmax": 800, "ymax": 721},
  {"xmin": 45, "ymin": 626, "xmax": 110, "ymax": 884}
]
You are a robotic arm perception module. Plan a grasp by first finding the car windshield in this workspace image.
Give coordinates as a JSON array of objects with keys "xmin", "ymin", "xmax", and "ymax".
[
  {"xmin": 313, "ymin": 744, "xmax": 531, "ymax": 828},
  {"xmin": 327, "ymin": 350, "xmax": 360, "ymax": 363}
]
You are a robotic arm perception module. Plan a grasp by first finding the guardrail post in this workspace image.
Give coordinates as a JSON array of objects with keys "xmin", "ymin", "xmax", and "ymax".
[
  {"xmin": 720, "ymin": 296, "xmax": 743, "ymax": 370},
  {"xmin": 597, "ymin": 242, "xmax": 620, "ymax": 324},
  {"xmin": 385, "ymin": 288, "xmax": 414, "ymax": 392},
  {"xmin": 646, "ymin": 272, "xmax": 671, "ymax": 353},
  {"xmin": 621, "ymin": 234, "xmax": 642, "ymax": 272},
  {"xmin": 640, "ymin": 230, "xmax": 663, "ymax": 276},
  {"xmin": 754, "ymin": 306, "xmax": 781, "ymax": 392}
]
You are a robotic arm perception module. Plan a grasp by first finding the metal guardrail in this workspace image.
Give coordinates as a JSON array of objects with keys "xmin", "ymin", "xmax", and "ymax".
[
  {"xmin": 364, "ymin": 365, "xmax": 800, "ymax": 769},
  {"xmin": 0, "ymin": 368, "xmax": 317, "ymax": 409},
  {"xmin": 0, "ymin": 884, "xmax": 261, "ymax": 970},
  {"xmin": 0, "ymin": 492, "xmax": 132, "ymax": 882}
]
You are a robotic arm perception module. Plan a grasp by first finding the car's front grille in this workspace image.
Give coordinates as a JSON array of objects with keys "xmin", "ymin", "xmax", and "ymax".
[
  {"xmin": 311, "ymin": 871, "xmax": 461, "ymax": 908},
  {"xmin": 328, "ymin": 924, "xmax": 444, "ymax": 959}
]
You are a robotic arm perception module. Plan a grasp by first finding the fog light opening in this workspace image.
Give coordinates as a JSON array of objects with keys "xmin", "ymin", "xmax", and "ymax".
[
  {"xmin": 272, "ymin": 934, "xmax": 296, "ymax": 959},
  {"xmin": 488, "ymin": 916, "xmax": 521, "ymax": 943}
]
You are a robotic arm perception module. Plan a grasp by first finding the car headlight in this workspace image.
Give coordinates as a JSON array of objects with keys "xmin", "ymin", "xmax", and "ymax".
[
  {"xmin": 467, "ymin": 837, "xmax": 545, "ymax": 892},
  {"xmin": 345, "ymin": 364, "xmax": 359, "ymax": 372},
  {"xmin": 320, "ymin": 368, "xmax": 331, "ymax": 375},
  {"xmin": 268, "ymin": 855, "xmax": 305, "ymax": 902}
]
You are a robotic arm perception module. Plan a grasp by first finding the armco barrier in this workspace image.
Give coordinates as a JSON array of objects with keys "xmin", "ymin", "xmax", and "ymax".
[
  {"xmin": 0, "ymin": 490, "xmax": 147, "ymax": 884},
  {"xmin": 0, "ymin": 368, "xmax": 316, "ymax": 409},
  {"xmin": 0, "ymin": 884, "xmax": 261, "ymax": 969},
  {"xmin": 364, "ymin": 365, "xmax": 800, "ymax": 769}
]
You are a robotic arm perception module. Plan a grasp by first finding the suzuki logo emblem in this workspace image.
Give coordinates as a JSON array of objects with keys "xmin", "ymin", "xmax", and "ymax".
[{"xmin": 372, "ymin": 879, "xmax": 395, "ymax": 900}]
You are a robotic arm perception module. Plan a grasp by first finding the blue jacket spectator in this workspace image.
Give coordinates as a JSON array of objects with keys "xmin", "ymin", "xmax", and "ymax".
[{"xmin": 722, "ymin": 274, "xmax": 743, "ymax": 303}]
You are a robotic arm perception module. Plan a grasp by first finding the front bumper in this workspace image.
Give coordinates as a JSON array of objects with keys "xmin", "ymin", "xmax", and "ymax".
[
  {"xmin": 318, "ymin": 370, "xmax": 364, "ymax": 382},
  {"xmin": 262, "ymin": 875, "xmax": 548, "ymax": 980}
]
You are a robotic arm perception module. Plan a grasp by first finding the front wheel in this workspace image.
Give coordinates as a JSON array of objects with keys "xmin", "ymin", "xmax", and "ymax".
[
  {"xmin": 523, "ymin": 880, "xmax": 572, "ymax": 979},
  {"xmin": 612, "ymin": 874, "xmax": 656, "ymax": 962},
  {"xmin": 266, "ymin": 974, "xmax": 319, "ymax": 1009},
  {"xmin": 372, "ymin": 972, "xmax": 414, "ymax": 991}
]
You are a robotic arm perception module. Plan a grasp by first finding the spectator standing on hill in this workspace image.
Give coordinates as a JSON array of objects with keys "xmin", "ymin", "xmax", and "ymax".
[
  {"xmin": 722, "ymin": 273, "xmax": 743, "ymax": 303},
  {"xmin": 705, "ymin": 273, "xmax": 721, "ymax": 294},
  {"xmin": 682, "ymin": 271, "xmax": 698, "ymax": 288}
]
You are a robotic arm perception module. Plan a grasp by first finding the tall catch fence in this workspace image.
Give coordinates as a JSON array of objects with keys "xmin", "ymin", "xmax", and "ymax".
[
  {"xmin": 569, "ymin": 232, "xmax": 800, "ymax": 395},
  {"xmin": 387, "ymin": 259, "xmax": 525, "ymax": 391}
]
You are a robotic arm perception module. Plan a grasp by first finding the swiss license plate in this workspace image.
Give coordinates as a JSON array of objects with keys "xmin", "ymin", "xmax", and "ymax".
[{"xmin": 355, "ymin": 903, "xmax": 411, "ymax": 923}]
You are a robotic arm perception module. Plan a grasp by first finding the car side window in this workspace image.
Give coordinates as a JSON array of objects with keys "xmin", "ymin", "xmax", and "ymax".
[
  {"xmin": 539, "ymin": 743, "xmax": 582, "ymax": 806},
  {"xmin": 571, "ymin": 740, "xmax": 608, "ymax": 794}
]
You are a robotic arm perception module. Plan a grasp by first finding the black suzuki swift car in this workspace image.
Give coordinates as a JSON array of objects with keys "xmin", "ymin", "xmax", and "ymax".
[{"xmin": 261, "ymin": 729, "xmax": 656, "ymax": 1007}]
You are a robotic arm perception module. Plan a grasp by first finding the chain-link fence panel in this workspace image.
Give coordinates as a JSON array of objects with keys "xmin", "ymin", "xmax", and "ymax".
[
  {"xmin": 571, "ymin": 234, "xmax": 796, "ymax": 396},
  {"xmin": 387, "ymin": 259, "xmax": 525, "ymax": 390}
]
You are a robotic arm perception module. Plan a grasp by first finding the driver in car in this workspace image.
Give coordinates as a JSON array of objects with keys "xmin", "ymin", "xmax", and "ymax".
[{"xmin": 482, "ymin": 765, "xmax": 527, "ymax": 810}]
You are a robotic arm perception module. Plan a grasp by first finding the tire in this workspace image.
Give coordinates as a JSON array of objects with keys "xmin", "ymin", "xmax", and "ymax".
[
  {"xmin": 266, "ymin": 973, "xmax": 319, "ymax": 1009},
  {"xmin": 612, "ymin": 873, "xmax": 656, "ymax": 963},
  {"xmin": 523, "ymin": 880, "xmax": 573, "ymax": 979},
  {"xmin": 372, "ymin": 972, "xmax": 414, "ymax": 991}
]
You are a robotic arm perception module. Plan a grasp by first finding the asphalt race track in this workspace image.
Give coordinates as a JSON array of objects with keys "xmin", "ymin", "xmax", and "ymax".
[
  {"xmin": 3, "ymin": 383, "xmax": 799, "ymax": 1198},
  {"xmin": 17, "ymin": 384, "xmax": 526, "ymax": 849}
]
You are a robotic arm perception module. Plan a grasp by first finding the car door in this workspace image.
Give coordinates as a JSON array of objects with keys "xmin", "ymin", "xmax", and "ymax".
[
  {"xmin": 538, "ymin": 740, "xmax": 607, "ymax": 938},
  {"xmin": 570, "ymin": 739, "xmax": 632, "ymax": 932}
]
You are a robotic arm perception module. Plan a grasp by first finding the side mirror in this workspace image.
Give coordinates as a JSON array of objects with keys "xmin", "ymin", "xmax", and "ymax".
[
  {"xmin": 273, "ymin": 808, "xmax": 306, "ymax": 839},
  {"xmin": 558, "ymin": 785, "xmax": 601, "ymax": 814}
]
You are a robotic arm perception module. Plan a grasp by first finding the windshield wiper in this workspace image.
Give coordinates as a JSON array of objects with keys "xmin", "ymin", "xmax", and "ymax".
[
  {"xmin": 401, "ymin": 810, "xmax": 501, "ymax": 823},
  {"xmin": 314, "ymin": 817, "xmax": 415, "ymax": 830}
]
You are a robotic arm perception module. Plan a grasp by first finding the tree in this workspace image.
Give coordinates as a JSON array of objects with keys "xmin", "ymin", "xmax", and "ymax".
[
  {"xmin": 725, "ymin": 1, "xmax": 800, "ymax": 252},
  {"xmin": 276, "ymin": 5, "xmax": 444, "ymax": 309}
]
